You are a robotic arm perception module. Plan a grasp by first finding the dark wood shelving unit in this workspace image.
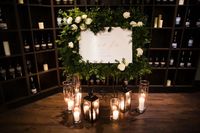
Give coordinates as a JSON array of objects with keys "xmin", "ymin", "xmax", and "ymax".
[{"xmin": 0, "ymin": 0, "xmax": 200, "ymax": 111}]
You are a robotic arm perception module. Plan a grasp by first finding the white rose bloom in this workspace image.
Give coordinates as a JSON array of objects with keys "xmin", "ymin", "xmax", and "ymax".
[
  {"xmin": 80, "ymin": 23, "xmax": 86, "ymax": 30},
  {"xmin": 75, "ymin": 16, "xmax": 81, "ymax": 24},
  {"xmin": 79, "ymin": 60, "xmax": 83, "ymax": 63},
  {"xmin": 85, "ymin": 18, "xmax": 92, "ymax": 25},
  {"xmin": 72, "ymin": 50, "xmax": 77, "ymax": 53},
  {"xmin": 67, "ymin": 17, "xmax": 73, "ymax": 25},
  {"xmin": 137, "ymin": 21, "xmax": 143, "ymax": 27},
  {"xmin": 130, "ymin": 21, "xmax": 137, "ymax": 27},
  {"xmin": 68, "ymin": 42, "xmax": 74, "ymax": 48},
  {"xmin": 71, "ymin": 24, "xmax": 78, "ymax": 31},
  {"xmin": 123, "ymin": 12, "xmax": 130, "ymax": 19},
  {"xmin": 136, "ymin": 48, "xmax": 143, "ymax": 57},
  {"xmin": 81, "ymin": 14, "xmax": 87, "ymax": 19},
  {"xmin": 117, "ymin": 63, "xmax": 126, "ymax": 71}
]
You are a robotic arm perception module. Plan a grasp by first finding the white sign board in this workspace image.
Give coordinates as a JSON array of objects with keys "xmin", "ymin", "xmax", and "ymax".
[{"xmin": 79, "ymin": 27, "xmax": 132, "ymax": 63}]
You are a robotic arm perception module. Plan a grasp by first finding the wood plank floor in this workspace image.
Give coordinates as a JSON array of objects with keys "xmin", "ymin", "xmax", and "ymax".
[{"xmin": 0, "ymin": 92, "xmax": 200, "ymax": 133}]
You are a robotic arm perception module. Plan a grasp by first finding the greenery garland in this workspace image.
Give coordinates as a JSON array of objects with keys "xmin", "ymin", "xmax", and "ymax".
[{"xmin": 56, "ymin": 8, "xmax": 151, "ymax": 81}]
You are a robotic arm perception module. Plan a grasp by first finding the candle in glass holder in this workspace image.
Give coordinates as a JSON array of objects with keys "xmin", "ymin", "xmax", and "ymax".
[
  {"xmin": 113, "ymin": 110, "xmax": 119, "ymax": 120},
  {"xmin": 75, "ymin": 92, "xmax": 82, "ymax": 105},
  {"xmin": 68, "ymin": 99, "xmax": 74, "ymax": 111},
  {"xmin": 120, "ymin": 100, "xmax": 125, "ymax": 111},
  {"xmin": 139, "ymin": 96, "xmax": 145, "ymax": 111},
  {"xmin": 73, "ymin": 106, "xmax": 81, "ymax": 123}
]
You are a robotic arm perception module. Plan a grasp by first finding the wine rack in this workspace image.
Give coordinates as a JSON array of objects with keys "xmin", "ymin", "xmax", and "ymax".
[{"xmin": 0, "ymin": 0, "xmax": 200, "ymax": 111}]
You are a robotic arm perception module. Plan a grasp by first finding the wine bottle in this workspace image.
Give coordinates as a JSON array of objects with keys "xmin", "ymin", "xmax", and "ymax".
[
  {"xmin": 187, "ymin": 35, "xmax": 193, "ymax": 47},
  {"xmin": 0, "ymin": 67, "xmax": 6, "ymax": 80},
  {"xmin": 34, "ymin": 38, "xmax": 40, "ymax": 51},
  {"xmin": 16, "ymin": 64, "xmax": 22, "ymax": 77},
  {"xmin": 43, "ymin": 63, "xmax": 48, "ymax": 71},
  {"xmin": 175, "ymin": 14, "xmax": 181, "ymax": 26},
  {"xmin": 185, "ymin": 9, "xmax": 190, "ymax": 28},
  {"xmin": 196, "ymin": 18, "xmax": 200, "ymax": 27},
  {"xmin": 154, "ymin": 57, "xmax": 159, "ymax": 67},
  {"xmin": 24, "ymin": 39, "xmax": 30, "ymax": 52},
  {"xmin": 160, "ymin": 57, "xmax": 166, "ymax": 67},
  {"xmin": 3, "ymin": 41, "xmax": 11, "ymax": 56},
  {"xmin": 186, "ymin": 51, "xmax": 192, "ymax": 67},
  {"xmin": 63, "ymin": 0, "xmax": 67, "ymax": 4},
  {"xmin": 169, "ymin": 57, "xmax": 174, "ymax": 67},
  {"xmin": 179, "ymin": 0, "xmax": 184, "ymax": 5},
  {"xmin": 8, "ymin": 65, "xmax": 15, "ymax": 79},
  {"xmin": 172, "ymin": 31, "xmax": 177, "ymax": 48},
  {"xmin": 179, "ymin": 51, "xmax": 185, "ymax": 67},
  {"xmin": 41, "ymin": 35, "xmax": 47, "ymax": 50},
  {"xmin": 30, "ymin": 77, "xmax": 37, "ymax": 94},
  {"xmin": 26, "ymin": 60, "xmax": 32, "ymax": 74},
  {"xmin": 68, "ymin": 0, "xmax": 74, "ymax": 4},
  {"xmin": 148, "ymin": 57, "xmax": 153, "ymax": 66},
  {"xmin": 0, "ymin": 8, "xmax": 8, "ymax": 30},
  {"xmin": 47, "ymin": 34, "xmax": 53, "ymax": 49}
]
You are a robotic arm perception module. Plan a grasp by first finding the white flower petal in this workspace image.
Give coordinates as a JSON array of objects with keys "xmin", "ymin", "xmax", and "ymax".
[
  {"xmin": 81, "ymin": 14, "xmax": 87, "ymax": 19},
  {"xmin": 136, "ymin": 48, "xmax": 143, "ymax": 57},
  {"xmin": 117, "ymin": 63, "xmax": 126, "ymax": 71},
  {"xmin": 68, "ymin": 42, "xmax": 74, "ymax": 48},
  {"xmin": 75, "ymin": 16, "xmax": 81, "ymax": 24},
  {"xmin": 85, "ymin": 18, "xmax": 92, "ymax": 25}
]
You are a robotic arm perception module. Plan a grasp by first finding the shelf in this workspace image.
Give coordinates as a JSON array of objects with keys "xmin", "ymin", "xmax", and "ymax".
[
  {"xmin": 38, "ymin": 68, "xmax": 57, "ymax": 74},
  {"xmin": 0, "ymin": 76, "xmax": 26, "ymax": 83},
  {"xmin": 28, "ymin": 4, "xmax": 51, "ymax": 7},
  {"xmin": 149, "ymin": 48, "xmax": 170, "ymax": 50},
  {"xmin": 35, "ymin": 49, "xmax": 55, "ymax": 54},
  {"xmin": 0, "ymin": 54, "xmax": 22, "ymax": 59},
  {"xmin": 31, "ymin": 28, "xmax": 54, "ymax": 31}
]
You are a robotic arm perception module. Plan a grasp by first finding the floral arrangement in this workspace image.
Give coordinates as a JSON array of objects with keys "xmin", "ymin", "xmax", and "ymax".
[{"xmin": 56, "ymin": 8, "xmax": 151, "ymax": 82}]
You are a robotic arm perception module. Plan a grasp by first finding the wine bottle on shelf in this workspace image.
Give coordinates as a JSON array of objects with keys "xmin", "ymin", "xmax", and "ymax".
[
  {"xmin": 63, "ymin": 0, "xmax": 67, "ymax": 4},
  {"xmin": 0, "ymin": 8, "xmax": 8, "ymax": 30},
  {"xmin": 154, "ymin": 57, "xmax": 159, "ymax": 67},
  {"xmin": 41, "ymin": 35, "xmax": 47, "ymax": 50},
  {"xmin": 196, "ymin": 18, "xmax": 200, "ymax": 27},
  {"xmin": 47, "ymin": 34, "xmax": 53, "ymax": 49},
  {"xmin": 68, "ymin": 0, "xmax": 74, "ymax": 4},
  {"xmin": 43, "ymin": 63, "xmax": 48, "ymax": 71},
  {"xmin": 30, "ymin": 76, "xmax": 37, "ymax": 94},
  {"xmin": 175, "ymin": 14, "xmax": 181, "ymax": 26},
  {"xmin": 169, "ymin": 57, "xmax": 174, "ymax": 67},
  {"xmin": 148, "ymin": 57, "xmax": 153, "ymax": 66},
  {"xmin": 3, "ymin": 41, "xmax": 11, "ymax": 56},
  {"xmin": 26, "ymin": 60, "xmax": 32, "ymax": 74},
  {"xmin": 34, "ymin": 38, "xmax": 40, "ymax": 51},
  {"xmin": 187, "ymin": 35, "xmax": 194, "ymax": 47},
  {"xmin": 172, "ymin": 31, "xmax": 177, "ymax": 48},
  {"xmin": 179, "ymin": 0, "xmax": 184, "ymax": 5},
  {"xmin": 185, "ymin": 9, "xmax": 190, "ymax": 28},
  {"xmin": 24, "ymin": 39, "xmax": 30, "ymax": 52},
  {"xmin": 8, "ymin": 65, "xmax": 15, "ymax": 79},
  {"xmin": 179, "ymin": 51, "xmax": 185, "ymax": 67},
  {"xmin": 0, "ymin": 67, "xmax": 6, "ymax": 80},
  {"xmin": 18, "ymin": 0, "xmax": 24, "ymax": 4},
  {"xmin": 160, "ymin": 57, "xmax": 166, "ymax": 67},
  {"xmin": 16, "ymin": 64, "xmax": 22, "ymax": 77},
  {"xmin": 55, "ymin": 0, "xmax": 61, "ymax": 4},
  {"xmin": 186, "ymin": 51, "xmax": 192, "ymax": 67}
]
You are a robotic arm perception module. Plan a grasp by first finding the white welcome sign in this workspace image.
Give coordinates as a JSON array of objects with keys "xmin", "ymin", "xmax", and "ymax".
[{"xmin": 79, "ymin": 27, "xmax": 132, "ymax": 63}]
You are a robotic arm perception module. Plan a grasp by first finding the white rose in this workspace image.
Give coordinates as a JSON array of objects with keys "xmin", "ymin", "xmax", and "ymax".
[
  {"xmin": 79, "ymin": 60, "xmax": 83, "ymax": 63},
  {"xmin": 67, "ymin": 17, "xmax": 73, "ymax": 25},
  {"xmin": 71, "ymin": 24, "xmax": 78, "ymax": 31},
  {"xmin": 80, "ymin": 23, "xmax": 86, "ymax": 30},
  {"xmin": 137, "ymin": 21, "xmax": 143, "ymax": 27},
  {"xmin": 68, "ymin": 42, "xmax": 74, "ymax": 48},
  {"xmin": 117, "ymin": 63, "xmax": 126, "ymax": 71},
  {"xmin": 130, "ymin": 21, "xmax": 137, "ymax": 27},
  {"xmin": 85, "ymin": 18, "xmax": 92, "ymax": 25},
  {"xmin": 81, "ymin": 14, "xmax": 87, "ymax": 19},
  {"xmin": 72, "ymin": 50, "xmax": 77, "ymax": 53},
  {"xmin": 136, "ymin": 48, "xmax": 143, "ymax": 57},
  {"xmin": 123, "ymin": 12, "xmax": 130, "ymax": 19},
  {"xmin": 75, "ymin": 16, "xmax": 81, "ymax": 24}
]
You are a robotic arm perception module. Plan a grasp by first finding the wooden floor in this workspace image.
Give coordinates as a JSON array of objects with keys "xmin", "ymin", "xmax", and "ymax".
[{"xmin": 0, "ymin": 92, "xmax": 200, "ymax": 133}]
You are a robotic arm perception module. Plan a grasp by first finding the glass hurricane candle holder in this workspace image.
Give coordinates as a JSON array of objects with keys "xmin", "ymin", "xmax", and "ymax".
[
  {"xmin": 83, "ymin": 90, "xmax": 99, "ymax": 123},
  {"xmin": 63, "ymin": 81, "xmax": 75, "ymax": 113},
  {"xmin": 137, "ymin": 80, "xmax": 149, "ymax": 113},
  {"xmin": 110, "ymin": 97, "xmax": 120, "ymax": 121},
  {"xmin": 119, "ymin": 82, "xmax": 132, "ymax": 113},
  {"xmin": 73, "ymin": 105, "xmax": 81, "ymax": 124}
]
